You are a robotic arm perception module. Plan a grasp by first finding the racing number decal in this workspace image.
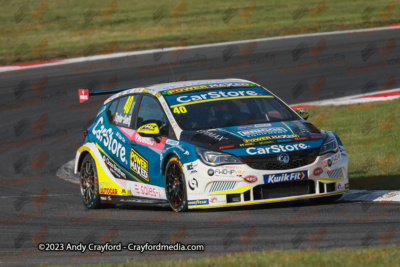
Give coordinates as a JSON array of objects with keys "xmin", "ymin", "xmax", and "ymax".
[
  {"xmin": 173, "ymin": 106, "xmax": 187, "ymax": 114},
  {"xmin": 124, "ymin": 96, "xmax": 134, "ymax": 113}
]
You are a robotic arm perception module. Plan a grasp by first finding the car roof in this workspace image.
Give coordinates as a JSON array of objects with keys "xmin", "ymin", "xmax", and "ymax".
[
  {"xmin": 146, "ymin": 78, "xmax": 254, "ymax": 91},
  {"xmin": 104, "ymin": 78, "xmax": 261, "ymax": 104}
]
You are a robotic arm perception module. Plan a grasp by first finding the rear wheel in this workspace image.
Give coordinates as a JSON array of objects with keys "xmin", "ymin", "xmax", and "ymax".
[
  {"xmin": 165, "ymin": 157, "xmax": 188, "ymax": 212},
  {"xmin": 80, "ymin": 154, "xmax": 102, "ymax": 209},
  {"xmin": 310, "ymin": 194, "xmax": 342, "ymax": 205}
]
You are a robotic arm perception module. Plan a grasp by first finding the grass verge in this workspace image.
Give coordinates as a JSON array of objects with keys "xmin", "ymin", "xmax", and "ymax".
[{"xmin": 1, "ymin": 0, "xmax": 399, "ymax": 64}]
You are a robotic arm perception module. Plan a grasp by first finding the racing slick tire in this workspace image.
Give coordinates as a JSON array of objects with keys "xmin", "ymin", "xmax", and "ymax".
[
  {"xmin": 165, "ymin": 156, "xmax": 188, "ymax": 212},
  {"xmin": 310, "ymin": 194, "xmax": 343, "ymax": 205},
  {"xmin": 79, "ymin": 154, "xmax": 102, "ymax": 209}
]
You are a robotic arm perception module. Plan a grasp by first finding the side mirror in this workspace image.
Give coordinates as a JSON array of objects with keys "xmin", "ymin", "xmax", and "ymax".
[
  {"xmin": 293, "ymin": 108, "xmax": 309, "ymax": 120},
  {"xmin": 137, "ymin": 123, "xmax": 161, "ymax": 143}
]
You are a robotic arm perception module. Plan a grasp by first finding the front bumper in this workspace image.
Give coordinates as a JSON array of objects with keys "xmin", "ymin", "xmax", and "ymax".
[{"xmin": 184, "ymin": 147, "xmax": 349, "ymax": 209}]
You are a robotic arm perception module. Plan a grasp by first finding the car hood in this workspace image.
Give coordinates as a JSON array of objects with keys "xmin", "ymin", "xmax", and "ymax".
[{"xmin": 179, "ymin": 120, "xmax": 326, "ymax": 156}]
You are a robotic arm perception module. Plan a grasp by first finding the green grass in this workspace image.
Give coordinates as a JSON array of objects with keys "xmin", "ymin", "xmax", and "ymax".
[
  {"xmin": 307, "ymin": 98, "xmax": 400, "ymax": 190},
  {"xmin": 1, "ymin": 0, "xmax": 400, "ymax": 64},
  {"xmin": 55, "ymin": 245, "xmax": 400, "ymax": 266}
]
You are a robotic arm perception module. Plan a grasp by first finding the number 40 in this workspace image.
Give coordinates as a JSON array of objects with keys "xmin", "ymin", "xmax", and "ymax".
[{"xmin": 173, "ymin": 106, "xmax": 187, "ymax": 114}]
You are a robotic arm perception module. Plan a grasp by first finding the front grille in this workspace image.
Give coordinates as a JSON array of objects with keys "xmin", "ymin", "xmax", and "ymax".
[
  {"xmin": 239, "ymin": 148, "xmax": 319, "ymax": 170},
  {"xmin": 253, "ymin": 180, "xmax": 314, "ymax": 200}
]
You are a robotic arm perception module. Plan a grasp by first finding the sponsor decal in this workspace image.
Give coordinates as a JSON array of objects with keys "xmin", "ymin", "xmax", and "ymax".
[
  {"xmin": 214, "ymin": 169, "xmax": 236, "ymax": 176},
  {"xmin": 240, "ymin": 142, "xmax": 256, "ymax": 147},
  {"xmin": 255, "ymin": 123, "xmax": 272, "ymax": 128},
  {"xmin": 321, "ymin": 153, "xmax": 341, "ymax": 167},
  {"xmin": 175, "ymin": 90, "xmax": 259, "ymax": 104},
  {"xmin": 311, "ymin": 135, "xmax": 323, "ymax": 139},
  {"xmin": 243, "ymin": 136, "xmax": 271, "ymax": 143},
  {"xmin": 260, "ymin": 141, "xmax": 274, "ymax": 145},
  {"xmin": 196, "ymin": 130, "xmax": 228, "ymax": 141},
  {"xmin": 188, "ymin": 178, "xmax": 198, "ymax": 190},
  {"xmin": 115, "ymin": 132, "xmax": 126, "ymax": 143},
  {"xmin": 209, "ymin": 196, "xmax": 225, "ymax": 204},
  {"xmin": 337, "ymin": 183, "xmax": 343, "ymax": 190},
  {"xmin": 238, "ymin": 125, "xmax": 255, "ymax": 130},
  {"xmin": 114, "ymin": 112, "xmax": 131, "ymax": 126},
  {"xmin": 277, "ymin": 139, "xmax": 292, "ymax": 142},
  {"xmin": 162, "ymin": 82, "xmax": 256, "ymax": 95},
  {"xmin": 129, "ymin": 148, "xmax": 149, "ymax": 182},
  {"xmin": 247, "ymin": 143, "xmax": 308, "ymax": 155},
  {"xmin": 101, "ymin": 154, "xmax": 127, "ymax": 179},
  {"xmin": 207, "ymin": 169, "xmax": 214, "ymax": 176},
  {"xmin": 219, "ymin": 145, "xmax": 235, "ymax": 149},
  {"xmin": 313, "ymin": 167, "xmax": 323, "ymax": 176},
  {"xmin": 92, "ymin": 117, "xmax": 127, "ymax": 163},
  {"xmin": 345, "ymin": 183, "xmax": 349, "ymax": 189},
  {"xmin": 79, "ymin": 89, "xmax": 89, "ymax": 103},
  {"xmin": 166, "ymin": 139, "xmax": 179, "ymax": 146},
  {"xmin": 135, "ymin": 132, "xmax": 154, "ymax": 146},
  {"xmin": 188, "ymin": 199, "xmax": 209, "ymax": 206},
  {"xmin": 99, "ymin": 188, "xmax": 118, "ymax": 195},
  {"xmin": 190, "ymin": 170, "xmax": 198, "ymax": 174},
  {"xmin": 133, "ymin": 183, "xmax": 162, "ymax": 198},
  {"xmin": 271, "ymin": 134, "xmax": 299, "ymax": 139},
  {"xmin": 295, "ymin": 137, "xmax": 308, "ymax": 141},
  {"xmin": 238, "ymin": 127, "xmax": 288, "ymax": 137},
  {"xmin": 244, "ymin": 175, "xmax": 257, "ymax": 183},
  {"xmin": 264, "ymin": 171, "xmax": 308, "ymax": 184},
  {"xmin": 99, "ymin": 182, "xmax": 113, "ymax": 188}
]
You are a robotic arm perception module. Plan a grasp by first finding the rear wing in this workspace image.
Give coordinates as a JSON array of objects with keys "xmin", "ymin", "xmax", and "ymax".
[{"xmin": 78, "ymin": 88, "xmax": 130, "ymax": 103}]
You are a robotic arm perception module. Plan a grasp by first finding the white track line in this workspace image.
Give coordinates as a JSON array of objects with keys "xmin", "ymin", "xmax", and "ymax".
[
  {"xmin": 341, "ymin": 190, "xmax": 400, "ymax": 202},
  {"xmin": 290, "ymin": 88, "xmax": 400, "ymax": 107}
]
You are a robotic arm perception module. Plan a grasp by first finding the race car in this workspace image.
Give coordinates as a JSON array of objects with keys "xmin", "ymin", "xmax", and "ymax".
[{"xmin": 75, "ymin": 79, "xmax": 349, "ymax": 212}]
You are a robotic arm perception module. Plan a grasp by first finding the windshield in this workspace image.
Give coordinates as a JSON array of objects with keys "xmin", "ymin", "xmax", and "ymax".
[{"xmin": 164, "ymin": 87, "xmax": 300, "ymax": 131}]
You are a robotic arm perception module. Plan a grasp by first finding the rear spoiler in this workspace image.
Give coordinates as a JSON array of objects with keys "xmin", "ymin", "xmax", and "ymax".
[{"xmin": 78, "ymin": 88, "xmax": 130, "ymax": 103}]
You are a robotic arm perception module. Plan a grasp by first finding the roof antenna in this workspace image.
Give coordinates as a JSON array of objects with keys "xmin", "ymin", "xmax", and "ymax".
[{"xmin": 163, "ymin": 48, "xmax": 177, "ymax": 82}]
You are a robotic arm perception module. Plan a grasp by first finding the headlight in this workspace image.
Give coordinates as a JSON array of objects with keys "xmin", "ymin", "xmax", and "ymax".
[
  {"xmin": 195, "ymin": 147, "xmax": 242, "ymax": 166},
  {"xmin": 319, "ymin": 132, "xmax": 339, "ymax": 155}
]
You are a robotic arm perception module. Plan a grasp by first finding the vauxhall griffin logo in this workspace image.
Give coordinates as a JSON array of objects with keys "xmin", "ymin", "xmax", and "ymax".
[{"xmin": 278, "ymin": 153, "xmax": 290, "ymax": 164}]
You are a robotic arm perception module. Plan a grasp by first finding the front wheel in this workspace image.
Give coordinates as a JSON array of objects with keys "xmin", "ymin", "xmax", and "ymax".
[
  {"xmin": 165, "ymin": 157, "xmax": 188, "ymax": 212},
  {"xmin": 80, "ymin": 154, "xmax": 102, "ymax": 209}
]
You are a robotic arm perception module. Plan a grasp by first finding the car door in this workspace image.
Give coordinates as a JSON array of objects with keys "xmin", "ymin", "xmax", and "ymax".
[
  {"xmin": 103, "ymin": 94, "xmax": 139, "ymax": 178},
  {"xmin": 129, "ymin": 94, "xmax": 172, "ymax": 188}
]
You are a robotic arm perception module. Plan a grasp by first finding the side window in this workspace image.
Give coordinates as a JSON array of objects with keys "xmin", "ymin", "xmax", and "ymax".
[
  {"xmin": 113, "ymin": 95, "xmax": 137, "ymax": 128},
  {"xmin": 137, "ymin": 96, "xmax": 169, "ymax": 136},
  {"xmin": 106, "ymin": 100, "xmax": 118, "ymax": 122}
]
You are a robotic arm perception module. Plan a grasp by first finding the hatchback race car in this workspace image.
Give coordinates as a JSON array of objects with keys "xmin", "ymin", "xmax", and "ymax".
[{"xmin": 75, "ymin": 79, "xmax": 349, "ymax": 212}]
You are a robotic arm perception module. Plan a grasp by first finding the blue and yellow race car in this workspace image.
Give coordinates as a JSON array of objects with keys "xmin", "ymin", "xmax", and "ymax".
[{"xmin": 75, "ymin": 79, "xmax": 349, "ymax": 212}]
